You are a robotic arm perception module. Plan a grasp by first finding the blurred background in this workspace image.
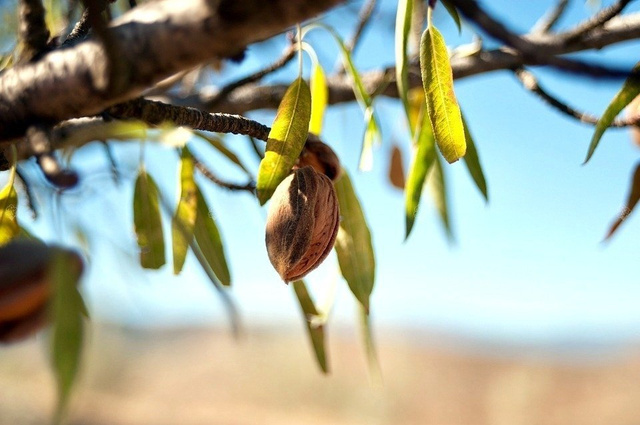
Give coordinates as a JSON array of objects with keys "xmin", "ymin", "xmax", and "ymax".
[{"xmin": 2, "ymin": 0, "xmax": 640, "ymax": 424}]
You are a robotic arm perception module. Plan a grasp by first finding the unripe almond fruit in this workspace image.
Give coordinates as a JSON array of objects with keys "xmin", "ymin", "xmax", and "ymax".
[{"xmin": 295, "ymin": 139, "xmax": 342, "ymax": 181}]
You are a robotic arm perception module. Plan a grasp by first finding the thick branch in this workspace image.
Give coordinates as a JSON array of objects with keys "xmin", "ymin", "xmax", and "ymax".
[{"xmin": 0, "ymin": 0, "xmax": 344, "ymax": 142}]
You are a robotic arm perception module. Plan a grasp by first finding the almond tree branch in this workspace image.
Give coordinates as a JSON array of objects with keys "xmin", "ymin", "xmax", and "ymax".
[
  {"xmin": 18, "ymin": 0, "xmax": 51, "ymax": 61},
  {"xmin": 191, "ymin": 152, "xmax": 255, "ymax": 193},
  {"xmin": 532, "ymin": 0, "xmax": 569, "ymax": 34},
  {"xmin": 562, "ymin": 0, "xmax": 634, "ymax": 41}
]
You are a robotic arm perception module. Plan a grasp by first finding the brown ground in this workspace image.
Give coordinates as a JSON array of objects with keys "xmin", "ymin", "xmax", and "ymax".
[{"xmin": 1, "ymin": 324, "xmax": 640, "ymax": 425}]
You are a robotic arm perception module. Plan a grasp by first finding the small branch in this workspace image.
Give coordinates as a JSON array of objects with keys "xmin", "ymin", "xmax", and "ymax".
[
  {"xmin": 26, "ymin": 125, "xmax": 79, "ymax": 188},
  {"xmin": 18, "ymin": 0, "xmax": 51, "ymax": 62},
  {"xmin": 532, "ymin": 0, "xmax": 569, "ymax": 34},
  {"xmin": 15, "ymin": 166, "xmax": 38, "ymax": 219},
  {"xmin": 514, "ymin": 67, "xmax": 639, "ymax": 127},
  {"xmin": 191, "ymin": 152, "xmax": 255, "ymax": 193},
  {"xmin": 61, "ymin": 9, "xmax": 91, "ymax": 46},
  {"xmin": 562, "ymin": 0, "xmax": 633, "ymax": 41},
  {"xmin": 247, "ymin": 136, "xmax": 264, "ymax": 161}
]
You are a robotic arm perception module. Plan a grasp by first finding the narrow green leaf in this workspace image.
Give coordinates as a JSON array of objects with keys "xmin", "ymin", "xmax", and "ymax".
[
  {"xmin": 50, "ymin": 249, "xmax": 85, "ymax": 424},
  {"xmin": 604, "ymin": 161, "xmax": 640, "ymax": 240},
  {"xmin": 429, "ymin": 154, "xmax": 454, "ymax": 241},
  {"xmin": 440, "ymin": 0, "xmax": 462, "ymax": 33},
  {"xmin": 171, "ymin": 147, "xmax": 198, "ymax": 274},
  {"xmin": 133, "ymin": 169, "xmax": 165, "ymax": 269},
  {"xmin": 359, "ymin": 304, "xmax": 381, "ymax": 383},
  {"xmin": 0, "ymin": 180, "xmax": 19, "ymax": 246},
  {"xmin": 193, "ymin": 187, "xmax": 231, "ymax": 286},
  {"xmin": 195, "ymin": 132, "xmax": 252, "ymax": 177},
  {"xmin": 420, "ymin": 24, "xmax": 467, "ymax": 163},
  {"xmin": 256, "ymin": 77, "xmax": 311, "ymax": 205},
  {"xmin": 461, "ymin": 115, "xmax": 488, "ymax": 201},
  {"xmin": 334, "ymin": 171, "xmax": 375, "ymax": 313},
  {"xmin": 405, "ymin": 107, "xmax": 437, "ymax": 239},
  {"xmin": 292, "ymin": 280, "xmax": 329, "ymax": 373},
  {"xmin": 396, "ymin": 0, "xmax": 414, "ymax": 130},
  {"xmin": 585, "ymin": 63, "xmax": 640, "ymax": 163},
  {"xmin": 309, "ymin": 62, "xmax": 328, "ymax": 136}
]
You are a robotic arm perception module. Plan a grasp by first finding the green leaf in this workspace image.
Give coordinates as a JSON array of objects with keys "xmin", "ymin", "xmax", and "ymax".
[
  {"xmin": 0, "ymin": 180, "xmax": 18, "ymax": 246},
  {"xmin": 49, "ymin": 249, "xmax": 85, "ymax": 424},
  {"xmin": 359, "ymin": 304, "xmax": 381, "ymax": 383},
  {"xmin": 420, "ymin": 24, "xmax": 466, "ymax": 163},
  {"xmin": 461, "ymin": 115, "xmax": 488, "ymax": 201},
  {"xmin": 604, "ymin": 161, "xmax": 640, "ymax": 240},
  {"xmin": 585, "ymin": 63, "xmax": 640, "ymax": 163},
  {"xmin": 133, "ymin": 169, "xmax": 166, "ymax": 269},
  {"xmin": 292, "ymin": 280, "xmax": 329, "ymax": 373},
  {"xmin": 195, "ymin": 132, "xmax": 252, "ymax": 177},
  {"xmin": 309, "ymin": 62, "xmax": 328, "ymax": 136},
  {"xmin": 256, "ymin": 77, "xmax": 311, "ymax": 205},
  {"xmin": 193, "ymin": 187, "xmax": 231, "ymax": 286},
  {"xmin": 395, "ymin": 0, "xmax": 414, "ymax": 130},
  {"xmin": 405, "ymin": 107, "xmax": 437, "ymax": 239},
  {"xmin": 429, "ymin": 154, "xmax": 454, "ymax": 241},
  {"xmin": 171, "ymin": 147, "xmax": 198, "ymax": 274},
  {"xmin": 440, "ymin": 0, "xmax": 462, "ymax": 33},
  {"xmin": 334, "ymin": 171, "xmax": 375, "ymax": 313}
]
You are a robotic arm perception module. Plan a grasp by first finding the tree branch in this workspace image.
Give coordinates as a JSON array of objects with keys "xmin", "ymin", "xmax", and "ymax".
[
  {"xmin": 18, "ymin": 0, "xmax": 51, "ymax": 62},
  {"xmin": 562, "ymin": 0, "xmax": 634, "ymax": 41},
  {"xmin": 532, "ymin": 0, "xmax": 569, "ymax": 34}
]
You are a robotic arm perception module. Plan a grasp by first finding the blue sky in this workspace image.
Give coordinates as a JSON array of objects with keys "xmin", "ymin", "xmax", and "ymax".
[{"xmin": 7, "ymin": 0, "xmax": 640, "ymax": 346}]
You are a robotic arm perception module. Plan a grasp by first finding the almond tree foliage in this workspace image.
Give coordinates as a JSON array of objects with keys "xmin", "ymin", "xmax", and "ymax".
[{"xmin": 1, "ymin": 0, "xmax": 640, "ymax": 420}]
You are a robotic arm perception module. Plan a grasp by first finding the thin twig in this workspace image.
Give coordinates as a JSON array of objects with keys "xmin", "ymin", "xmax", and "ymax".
[
  {"xmin": 18, "ymin": 0, "xmax": 51, "ymax": 62},
  {"xmin": 15, "ymin": 166, "xmax": 38, "ymax": 219},
  {"xmin": 191, "ymin": 152, "xmax": 255, "ymax": 193},
  {"xmin": 100, "ymin": 140, "xmax": 120, "ymax": 183},
  {"xmin": 247, "ymin": 136, "xmax": 264, "ymax": 161},
  {"xmin": 336, "ymin": 0, "xmax": 377, "ymax": 74},
  {"xmin": 514, "ymin": 67, "xmax": 639, "ymax": 127},
  {"xmin": 562, "ymin": 0, "xmax": 633, "ymax": 41},
  {"xmin": 532, "ymin": 0, "xmax": 569, "ymax": 34}
]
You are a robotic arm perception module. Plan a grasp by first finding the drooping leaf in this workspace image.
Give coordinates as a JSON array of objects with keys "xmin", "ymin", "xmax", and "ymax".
[
  {"xmin": 396, "ymin": 0, "xmax": 414, "ymax": 130},
  {"xmin": 0, "ymin": 180, "xmax": 19, "ymax": 246},
  {"xmin": 405, "ymin": 108, "xmax": 437, "ymax": 239},
  {"xmin": 256, "ymin": 77, "xmax": 311, "ymax": 205},
  {"xmin": 429, "ymin": 154, "xmax": 454, "ymax": 241},
  {"xmin": 193, "ymin": 187, "xmax": 231, "ymax": 286},
  {"xmin": 388, "ymin": 144, "xmax": 406, "ymax": 189},
  {"xmin": 440, "ymin": 0, "xmax": 462, "ymax": 33},
  {"xmin": 49, "ymin": 249, "xmax": 85, "ymax": 424},
  {"xmin": 334, "ymin": 172, "xmax": 375, "ymax": 313},
  {"xmin": 585, "ymin": 63, "xmax": 640, "ymax": 163},
  {"xmin": 195, "ymin": 132, "xmax": 252, "ymax": 177},
  {"xmin": 171, "ymin": 147, "xmax": 198, "ymax": 274},
  {"xmin": 133, "ymin": 169, "xmax": 166, "ymax": 269},
  {"xmin": 292, "ymin": 280, "xmax": 329, "ymax": 373},
  {"xmin": 461, "ymin": 114, "xmax": 488, "ymax": 201},
  {"xmin": 604, "ymin": 161, "xmax": 640, "ymax": 240},
  {"xmin": 309, "ymin": 62, "xmax": 328, "ymax": 136},
  {"xmin": 408, "ymin": 87, "xmax": 425, "ymax": 135},
  {"xmin": 420, "ymin": 24, "xmax": 466, "ymax": 163},
  {"xmin": 359, "ymin": 304, "xmax": 381, "ymax": 383}
]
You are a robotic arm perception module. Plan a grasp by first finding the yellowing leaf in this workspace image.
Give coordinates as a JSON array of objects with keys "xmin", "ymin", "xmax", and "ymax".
[
  {"xmin": 604, "ymin": 161, "xmax": 640, "ymax": 240},
  {"xmin": 171, "ymin": 147, "xmax": 197, "ymax": 274},
  {"xmin": 334, "ymin": 172, "xmax": 375, "ymax": 313},
  {"xmin": 0, "ymin": 181, "xmax": 19, "ymax": 246},
  {"xmin": 396, "ymin": 0, "xmax": 414, "ymax": 130},
  {"xmin": 193, "ymin": 188, "xmax": 231, "ymax": 286},
  {"xmin": 133, "ymin": 169, "xmax": 166, "ymax": 269},
  {"xmin": 586, "ymin": 62, "xmax": 640, "ymax": 163},
  {"xmin": 420, "ymin": 24, "xmax": 466, "ymax": 163},
  {"xmin": 408, "ymin": 88, "xmax": 425, "ymax": 137},
  {"xmin": 429, "ymin": 154, "xmax": 454, "ymax": 241},
  {"xmin": 256, "ymin": 77, "xmax": 311, "ymax": 205},
  {"xmin": 388, "ymin": 144, "xmax": 406, "ymax": 189},
  {"xmin": 405, "ymin": 107, "xmax": 436, "ymax": 239},
  {"xmin": 292, "ymin": 280, "xmax": 329, "ymax": 373},
  {"xmin": 461, "ymin": 115, "xmax": 488, "ymax": 201},
  {"xmin": 309, "ymin": 62, "xmax": 328, "ymax": 136}
]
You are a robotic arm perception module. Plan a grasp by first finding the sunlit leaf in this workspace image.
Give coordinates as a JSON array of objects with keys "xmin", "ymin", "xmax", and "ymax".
[
  {"xmin": 256, "ymin": 77, "xmax": 311, "ymax": 204},
  {"xmin": 429, "ymin": 154, "xmax": 454, "ymax": 241},
  {"xmin": 359, "ymin": 304, "xmax": 381, "ymax": 383},
  {"xmin": 309, "ymin": 62, "xmax": 328, "ymax": 136},
  {"xmin": 133, "ymin": 169, "xmax": 165, "ymax": 269},
  {"xmin": 586, "ymin": 62, "xmax": 640, "ymax": 163},
  {"xmin": 405, "ymin": 108, "xmax": 436, "ymax": 239},
  {"xmin": 195, "ymin": 132, "xmax": 252, "ymax": 177},
  {"xmin": 0, "ymin": 180, "xmax": 19, "ymax": 246},
  {"xmin": 440, "ymin": 0, "xmax": 462, "ymax": 33},
  {"xmin": 388, "ymin": 144, "xmax": 406, "ymax": 189},
  {"xmin": 171, "ymin": 147, "xmax": 198, "ymax": 274},
  {"xmin": 334, "ymin": 172, "xmax": 375, "ymax": 313},
  {"xmin": 461, "ymin": 114, "xmax": 488, "ymax": 201},
  {"xmin": 396, "ymin": 0, "xmax": 414, "ymax": 130},
  {"xmin": 604, "ymin": 161, "xmax": 640, "ymax": 240},
  {"xmin": 292, "ymin": 280, "xmax": 329, "ymax": 373},
  {"xmin": 49, "ymin": 249, "xmax": 85, "ymax": 424},
  {"xmin": 193, "ymin": 187, "xmax": 231, "ymax": 286},
  {"xmin": 420, "ymin": 24, "xmax": 466, "ymax": 163},
  {"xmin": 408, "ymin": 87, "xmax": 425, "ymax": 135}
]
